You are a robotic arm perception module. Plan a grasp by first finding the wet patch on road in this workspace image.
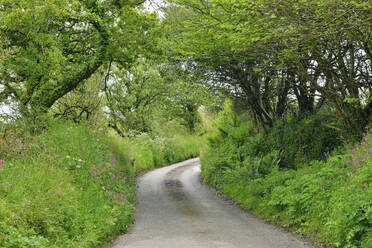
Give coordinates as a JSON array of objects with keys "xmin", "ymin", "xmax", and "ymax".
[
  {"xmin": 162, "ymin": 163, "xmax": 218, "ymax": 242},
  {"xmin": 164, "ymin": 179, "xmax": 186, "ymax": 201},
  {"xmin": 163, "ymin": 164, "xmax": 201, "ymax": 217}
]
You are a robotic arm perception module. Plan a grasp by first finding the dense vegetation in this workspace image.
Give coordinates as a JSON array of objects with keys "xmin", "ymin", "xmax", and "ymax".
[
  {"xmin": 0, "ymin": 1, "xmax": 210, "ymax": 247},
  {"xmin": 1, "ymin": 0, "xmax": 371, "ymax": 247},
  {"xmin": 201, "ymin": 101, "xmax": 371, "ymax": 248},
  {"xmin": 164, "ymin": 2, "xmax": 371, "ymax": 246},
  {"xmin": 166, "ymin": 0, "xmax": 371, "ymax": 133},
  {"xmin": 0, "ymin": 122, "xmax": 203, "ymax": 247}
]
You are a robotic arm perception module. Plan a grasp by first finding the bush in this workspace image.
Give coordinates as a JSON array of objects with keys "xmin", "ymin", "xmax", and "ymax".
[
  {"xmin": 265, "ymin": 111, "xmax": 343, "ymax": 167},
  {"xmin": 202, "ymin": 102, "xmax": 344, "ymax": 186}
]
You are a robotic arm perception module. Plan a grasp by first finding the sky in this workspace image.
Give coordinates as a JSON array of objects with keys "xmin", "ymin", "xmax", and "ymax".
[{"xmin": 144, "ymin": 0, "xmax": 166, "ymax": 18}]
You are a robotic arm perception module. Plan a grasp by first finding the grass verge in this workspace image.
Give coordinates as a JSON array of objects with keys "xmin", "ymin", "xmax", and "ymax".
[
  {"xmin": 0, "ymin": 122, "xmax": 203, "ymax": 247},
  {"xmin": 201, "ymin": 129, "xmax": 372, "ymax": 248}
]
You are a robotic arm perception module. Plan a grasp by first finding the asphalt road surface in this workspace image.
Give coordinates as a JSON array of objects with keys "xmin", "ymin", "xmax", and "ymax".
[{"xmin": 112, "ymin": 158, "xmax": 312, "ymax": 248}]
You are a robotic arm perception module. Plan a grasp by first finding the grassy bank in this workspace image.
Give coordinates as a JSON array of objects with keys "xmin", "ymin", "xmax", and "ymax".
[
  {"xmin": 201, "ymin": 103, "xmax": 371, "ymax": 248},
  {"xmin": 0, "ymin": 122, "xmax": 203, "ymax": 247}
]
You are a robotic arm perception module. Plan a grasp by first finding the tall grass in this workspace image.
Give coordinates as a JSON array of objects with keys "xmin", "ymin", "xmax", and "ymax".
[
  {"xmin": 215, "ymin": 132, "xmax": 372, "ymax": 248},
  {"xmin": 0, "ymin": 122, "xmax": 204, "ymax": 247},
  {"xmin": 201, "ymin": 103, "xmax": 372, "ymax": 248},
  {"xmin": 110, "ymin": 133, "xmax": 204, "ymax": 173}
]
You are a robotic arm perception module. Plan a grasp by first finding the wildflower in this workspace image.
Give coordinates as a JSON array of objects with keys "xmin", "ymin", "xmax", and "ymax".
[{"xmin": 364, "ymin": 184, "xmax": 368, "ymax": 189}]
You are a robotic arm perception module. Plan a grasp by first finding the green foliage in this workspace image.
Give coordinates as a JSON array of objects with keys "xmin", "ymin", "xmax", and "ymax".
[
  {"xmin": 201, "ymin": 102, "xmax": 372, "ymax": 247},
  {"xmin": 165, "ymin": 0, "xmax": 372, "ymax": 132},
  {"xmin": 202, "ymin": 101, "xmax": 342, "ymax": 185},
  {"xmin": 113, "ymin": 133, "xmax": 204, "ymax": 173},
  {"xmin": 106, "ymin": 60, "xmax": 168, "ymax": 136},
  {"xmin": 0, "ymin": 122, "xmax": 203, "ymax": 247},
  {"xmin": 0, "ymin": 0, "xmax": 163, "ymax": 126},
  {"xmin": 264, "ymin": 110, "xmax": 343, "ymax": 167},
  {"xmin": 0, "ymin": 123, "xmax": 135, "ymax": 247},
  {"xmin": 218, "ymin": 153, "xmax": 372, "ymax": 248},
  {"xmin": 105, "ymin": 60, "xmax": 217, "ymax": 136},
  {"xmin": 50, "ymin": 72, "xmax": 106, "ymax": 128}
]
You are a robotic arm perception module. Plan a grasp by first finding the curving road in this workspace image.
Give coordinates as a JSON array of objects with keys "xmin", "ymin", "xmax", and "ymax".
[{"xmin": 112, "ymin": 158, "xmax": 313, "ymax": 248}]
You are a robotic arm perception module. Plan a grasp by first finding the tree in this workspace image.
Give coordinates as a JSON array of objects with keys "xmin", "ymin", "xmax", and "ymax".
[
  {"xmin": 0, "ymin": 0, "xmax": 162, "ymax": 127},
  {"xmin": 51, "ymin": 71, "xmax": 105, "ymax": 126},
  {"xmin": 104, "ymin": 58, "xmax": 217, "ymax": 136},
  {"xmin": 164, "ymin": 0, "xmax": 372, "ymax": 132},
  {"xmin": 158, "ymin": 62, "xmax": 218, "ymax": 133},
  {"xmin": 105, "ymin": 60, "xmax": 169, "ymax": 136}
]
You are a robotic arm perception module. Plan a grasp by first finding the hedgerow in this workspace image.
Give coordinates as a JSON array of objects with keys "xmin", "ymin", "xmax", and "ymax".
[
  {"xmin": 0, "ymin": 122, "xmax": 203, "ymax": 247},
  {"xmin": 201, "ymin": 102, "xmax": 371, "ymax": 248}
]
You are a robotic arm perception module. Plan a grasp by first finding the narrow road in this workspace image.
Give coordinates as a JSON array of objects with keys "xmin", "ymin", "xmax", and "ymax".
[{"xmin": 112, "ymin": 158, "xmax": 312, "ymax": 248}]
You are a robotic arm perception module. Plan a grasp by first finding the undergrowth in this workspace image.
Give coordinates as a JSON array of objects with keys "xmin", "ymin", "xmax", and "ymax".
[
  {"xmin": 201, "ymin": 101, "xmax": 371, "ymax": 248},
  {"xmin": 0, "ymin": 122, "xmax": 203, "ymax": 247}
]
